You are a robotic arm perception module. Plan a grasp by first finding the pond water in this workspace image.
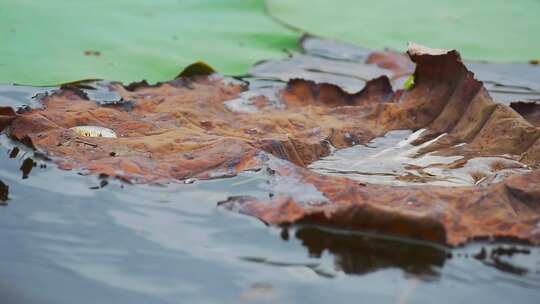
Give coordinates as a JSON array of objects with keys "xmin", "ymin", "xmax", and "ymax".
[{"xmin": 1, "ymin": 129, "xmax": 540, "ymax": 303}]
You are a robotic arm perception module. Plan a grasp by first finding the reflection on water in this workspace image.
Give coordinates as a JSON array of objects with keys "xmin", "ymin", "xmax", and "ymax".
[
  {"xmin": 0, "ymin": 84, "xmax": 55, "ymax": 110},
  {"xmin": 294, "ymin": 226, "xmax": 447, "ymax": 279},
  {"xmin": 0, "ymin": 81, "xmax": 123, "ymax": 112},
  {"xmin": 293, "ymin": 226, "xmax": 540, "ymax": 286},
  {"xmin": 0, "ymin": 133, "xmax": 539, "ymax": 302}
]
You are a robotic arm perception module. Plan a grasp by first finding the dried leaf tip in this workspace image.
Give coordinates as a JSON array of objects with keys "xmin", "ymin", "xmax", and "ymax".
[{"xmin": 407, "ymin": 42, "xmax": 451, "ymax": 56}]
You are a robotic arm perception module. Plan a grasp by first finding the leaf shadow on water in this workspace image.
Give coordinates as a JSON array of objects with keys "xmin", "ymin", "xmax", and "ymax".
[
  {"xmin": 292, "ymin": 225, "xmax": 540, "ymax": 284},
  {"xmin": 293, "ymin": 226, "xmax": 448, "ymax": 279}
]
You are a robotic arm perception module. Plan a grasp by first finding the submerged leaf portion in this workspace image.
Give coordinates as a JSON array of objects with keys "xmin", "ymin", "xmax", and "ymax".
[{"xmin": 1, "ymin": 41, "xmax": 540, "ymax": 245}]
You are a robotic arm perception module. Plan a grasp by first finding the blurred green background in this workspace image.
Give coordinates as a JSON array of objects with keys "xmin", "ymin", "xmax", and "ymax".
[
  {"xmin": 268, "ymin": 0, "xmax": 540, "ymax": 63},
  {"xmin": 1, "ymin": 0, "xmax": 539, "ymax": 85}
]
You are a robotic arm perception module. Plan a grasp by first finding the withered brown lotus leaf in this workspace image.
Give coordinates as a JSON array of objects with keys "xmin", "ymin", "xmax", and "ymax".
[{"xmin": 2, "ymin": 41, "xmax": 540, "ymax": 246}]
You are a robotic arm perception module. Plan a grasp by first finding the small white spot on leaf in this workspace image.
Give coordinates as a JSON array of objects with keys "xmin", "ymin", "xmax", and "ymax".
[{"xmin": 70, "ymin": 126, "xmax": 117, "ymax": 138}]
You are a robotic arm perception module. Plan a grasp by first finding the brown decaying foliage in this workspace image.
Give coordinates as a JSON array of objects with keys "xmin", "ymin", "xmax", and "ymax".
[{"xmin": 2, "ymin": 44, "xmax": 540, "ymax": 246}]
